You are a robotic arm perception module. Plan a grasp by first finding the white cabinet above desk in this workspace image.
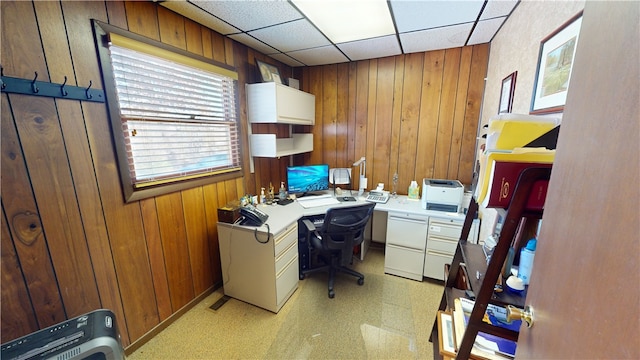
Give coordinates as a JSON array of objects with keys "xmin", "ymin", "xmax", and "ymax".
[
  {"xmin": 246, "ymin": 82, "xmax": 315, "ymax": 159},
  {"xmin": 247, "ymin": 82, "xmax": 315, "ymax": 125}
]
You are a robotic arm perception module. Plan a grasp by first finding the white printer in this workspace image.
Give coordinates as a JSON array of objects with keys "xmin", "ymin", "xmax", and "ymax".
[{"xmin": 421, "ymin": 179, "xmax": 464, "ymax": 212}]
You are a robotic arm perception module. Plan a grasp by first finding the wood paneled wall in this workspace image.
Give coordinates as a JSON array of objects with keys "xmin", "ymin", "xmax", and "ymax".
[
  {"xmin": 0, "ymin": 0, "xmax": 488, "ymax": 351},
  {"xmin": 249, "ymin": 45, "xmax": 489, "ymax": 196},
  {"xmin": 0, "ymin": 1, "xmax": 287, "ymax": 349}
]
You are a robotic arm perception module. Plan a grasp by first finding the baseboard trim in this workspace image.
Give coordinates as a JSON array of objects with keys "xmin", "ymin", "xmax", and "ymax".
[{"xmin": 123, "ymin": 282, "xmax": 222, "ymax": 355}]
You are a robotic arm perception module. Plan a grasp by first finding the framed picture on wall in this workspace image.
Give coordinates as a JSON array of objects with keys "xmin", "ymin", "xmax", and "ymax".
[
  {"xmin": 256, "ymin": 59, "xmax": 282, "ymax": 84},
  {"xmin": 499, "ymin": 71, "xmax": 517, "ymax": 114},
  {"xmin": 530, "ymin": 11, "xmax": 583, "ymax": 114}
]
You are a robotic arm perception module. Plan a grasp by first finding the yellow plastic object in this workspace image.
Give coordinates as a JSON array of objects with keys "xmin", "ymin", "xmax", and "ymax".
[{"xmin": 486, "ymin": 120, "xmax": 557, "ymax": 151}]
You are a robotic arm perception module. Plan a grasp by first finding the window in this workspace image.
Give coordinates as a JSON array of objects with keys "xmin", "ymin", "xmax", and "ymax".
[{"xmin": 93, "ymin": 21, "xmax": 241, "ymax": 202}]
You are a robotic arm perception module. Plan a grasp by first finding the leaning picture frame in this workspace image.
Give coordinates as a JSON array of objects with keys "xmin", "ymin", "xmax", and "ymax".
[
  {"xmin": 256, "ymin": 59, "xmax": 282, "ymax": 84},
  {"xmin": 530, "ymin": 12, "xmax": 583, "ymax": 114},
  {"xmin": 499, "ymin": 71, "xmax": 517, "ymax": 114}
]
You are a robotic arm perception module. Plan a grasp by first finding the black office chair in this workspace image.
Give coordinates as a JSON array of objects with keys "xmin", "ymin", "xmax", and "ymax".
[{"xmin": 300, "ymin": 202, "xmax": 376, "ymax": 298}]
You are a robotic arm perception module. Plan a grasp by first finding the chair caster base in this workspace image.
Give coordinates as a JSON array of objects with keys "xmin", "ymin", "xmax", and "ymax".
[
  {"xmin": 357, "ymin": 278, "xmax": 364, "ymax": 285},
  {"xmin": 328, "ymin": 290, "xmax": 335, "ymax": 298}
]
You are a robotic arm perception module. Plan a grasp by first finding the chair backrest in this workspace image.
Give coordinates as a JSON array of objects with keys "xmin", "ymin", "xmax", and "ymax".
[{"xmin": 319, "ymin": 202, "xmax": 376, "ymax": 265}]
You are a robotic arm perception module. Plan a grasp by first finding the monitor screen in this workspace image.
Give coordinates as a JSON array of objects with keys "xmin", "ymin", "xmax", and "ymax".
[{"xmin": 286, "ymin": 164, "xmax": 329, "ymax": 195}]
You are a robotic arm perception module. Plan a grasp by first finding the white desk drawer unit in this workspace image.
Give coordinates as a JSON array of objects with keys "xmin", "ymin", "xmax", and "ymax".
[
  {"xmin": 423, "ymin": 217, "xmax": 479, "ymax": 280},
  {"xmin": 384, "ymin": 211, "xmax": 428, "ymax": 281},
  {"xmin": 218, "ymin": 221, "xmax": 299, "ymax": 313}
]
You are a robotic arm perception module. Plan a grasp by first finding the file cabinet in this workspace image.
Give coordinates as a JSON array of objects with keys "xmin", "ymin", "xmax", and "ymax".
[
  {"xmin": 423, "ymin": 217, "xmax": 479, "ymax": 280},
  {"xmin": 218, "ymin": 220, "xmax": 298, "ymax": 313}
]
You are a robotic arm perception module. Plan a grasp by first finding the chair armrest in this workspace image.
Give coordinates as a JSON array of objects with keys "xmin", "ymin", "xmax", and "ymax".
[
  {"xmin": 302, "ymin": 219, "xmax": 316, "ymax": 232},
  {"xmin": 301, "ymin": 219, "xmax": 322, "ymax": 245}
]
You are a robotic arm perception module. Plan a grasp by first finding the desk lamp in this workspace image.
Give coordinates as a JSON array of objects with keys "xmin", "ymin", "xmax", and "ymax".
[{"xmin": 353, "ymin": 157, "xmax": 367, "ymax": 196}]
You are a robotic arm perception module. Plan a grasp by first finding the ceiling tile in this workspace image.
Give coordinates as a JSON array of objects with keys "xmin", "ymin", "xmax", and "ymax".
[
  {"xmin": 399, "ymin": 23, "xmax": 474, "ymax": 54},
  {"xmin": 480, "ymin": 0, "xmax": 519, "ymax": 20},
  {"xmin": 190, "ymin": 0, "xmax": 302, "ymax": 32},
  {"xmin": 228, "ymin": 33, "xmax": 279, "ymax": 55},
  {"xmin": 286, "ymin": 46, "xmax": 349, "ymax": 66},
  {"xmin": 391, "ymin": 0, "xmax": 484, "ymax": 33},
  {"xmin": 249, "ymin": 19, "xmax": 331, "ymax": 53},
  {"xmin": 337, "ymin": 35, "xmax": 402, "ymax": 61},
  {"xmin": 268, "ymin": 53, "xmax": 306, "ymax": 67},
  {"xmin": 467, "ymin": 17, "xmax": 505, "ymax": 45},
  {"xmin": 292, "ymin": 0, "xmax": 395, "ymax": 43},
  {"xmin": 160, "ymin": 1, "xmax": 239, "ymax": 35}
]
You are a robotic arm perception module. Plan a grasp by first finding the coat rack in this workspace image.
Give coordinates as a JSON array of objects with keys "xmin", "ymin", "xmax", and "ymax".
[{"xmin": 1, "ymin": 71, "xmax": 105, "ymax": 103}]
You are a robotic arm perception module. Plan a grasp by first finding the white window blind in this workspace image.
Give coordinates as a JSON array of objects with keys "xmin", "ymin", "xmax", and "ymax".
[{"xmin": 108, "ymin": 43, "xmax": 240, "ymax": 188}]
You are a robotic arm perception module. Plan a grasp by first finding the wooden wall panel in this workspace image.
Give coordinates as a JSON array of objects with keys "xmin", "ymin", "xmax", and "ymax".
[
  {"xmin": 1, "ymin": 98, "xmax": 66, "ymax": 330},
  {"xmin": 124, "ymin": 1, "xmax": 158, "ymax": 38},
  {"xmin": 203, "ymin": 183, "xmax": 222, "ymax": 285},
  {"xmin": 336, "ymin": 63, "xmax": 350, "ymax": 168},
  {"xmin": 182, "ymin": 187, "xmax": 214, "ymax": 295},
  {"xmin": 157, "ymin": 6, "xmax": 186, "ymax": 49},
  {"xmin": 388, "ymin": 56, "xmax": 405, "ymax": 187},
  {"xmin": 156, "ymin": 192, "xmax": 195, "ymax": 311},
  {"xmin": 397, "ymin": 53, "xmax": 424, "ymax": 190},
  {"xmin": 371, "ymin": 57, "xmax": 395, "ymax": 187},
  {"xmin": 433, "ymin": 48, "xmax": 462, "ymax": 179},
  {"xmin": 1, "ymin": 207, "xmax": 39, "ymax": 338},
  {"xmin": 308, "ymin": 67, "xmax": 324, "ymax": 166},
  {"xmin": 322, "ymin": 64, "xmax": 338, "ymax": 166},
  {"xmin": 353, "ymin": 61, "xmax": 370, "ymax": 190},
  {"xmin": 448, "ymin": 46, "xmax": 473, "ymax": 180},
  {"xmin": 461, "ymin": 44, "xmax": 490, "ymax": 179},
  {"xmin": 139, "ymin": 198, "xmax": 172, "ymax": 321}
]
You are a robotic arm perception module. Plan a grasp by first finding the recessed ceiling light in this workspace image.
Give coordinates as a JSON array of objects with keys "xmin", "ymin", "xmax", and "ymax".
[{"xmin": 292, "ymin": 0, "xmax": 395, "ymax": 44}]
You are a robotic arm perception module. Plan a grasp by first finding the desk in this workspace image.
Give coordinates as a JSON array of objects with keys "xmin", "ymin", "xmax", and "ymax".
[{"xmin": 217, "ymin": 192, "xmax": 478, "ymax": 312}]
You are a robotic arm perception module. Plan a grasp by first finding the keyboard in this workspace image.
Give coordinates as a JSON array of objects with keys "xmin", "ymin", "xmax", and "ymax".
[{"xmin": 297, "ymin": 194, "xmax": 340, "ymax": 208}]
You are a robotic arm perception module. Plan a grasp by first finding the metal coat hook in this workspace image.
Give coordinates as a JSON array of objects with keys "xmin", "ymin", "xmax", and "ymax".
[
  {"xmin": 60, "ymin": 76, "xmax": 68, "ymax": 96},
  {"xmin": 85, "ymin": 80, "xmax": 93, "ymax": 99},
  {"xmin": 1, "ymin": 72, "xmax": 104, "ymax": 102},
  {"xmin": 31, "ymin": 72, "xmax": 39, "ymax": 93},
  {"xmin": 60, "ymin": 75, "xmax": 69, "ymax": 96}
]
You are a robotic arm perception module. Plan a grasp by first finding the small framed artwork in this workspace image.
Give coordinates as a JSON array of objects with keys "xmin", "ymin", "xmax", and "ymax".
[
  {"xmin": 530, "ymin": 11, "xmax": 583, "ymax": 114},
  {"xmin": 437, "ymin": 311, "xmax": 456, "ymax": 357},
  {"xmin": 499, "ymin": 71, "xmax": 517, "ymax": 114},
  {"xmin": 256, "ymin": 59, "xmax": 282, "ymax": 84}
]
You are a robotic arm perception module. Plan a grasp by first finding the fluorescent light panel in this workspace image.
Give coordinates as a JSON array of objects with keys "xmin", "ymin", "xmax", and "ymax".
[{"xmin": 292, "ymin": 0, "xmax": 395, "ymax": 44}]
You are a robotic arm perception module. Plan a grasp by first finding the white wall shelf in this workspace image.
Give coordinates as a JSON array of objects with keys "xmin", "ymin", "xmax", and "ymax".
[{"xmin": 249, "ymin": 133, "xmax": 313, "ymax": 158}]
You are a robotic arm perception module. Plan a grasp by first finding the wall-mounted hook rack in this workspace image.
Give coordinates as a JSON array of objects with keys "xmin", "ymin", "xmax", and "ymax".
[{"xmin": 1, "ymin": 73, "xmax": 105, "ymax": 103}]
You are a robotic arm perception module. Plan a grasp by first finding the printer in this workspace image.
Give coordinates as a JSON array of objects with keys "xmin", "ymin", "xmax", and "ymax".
[{"xmin": 421, "ymin": 179, "xmax": 464, "ymax": 212}]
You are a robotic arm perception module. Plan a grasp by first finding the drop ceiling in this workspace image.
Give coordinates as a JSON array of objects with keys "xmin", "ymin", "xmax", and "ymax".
[{"xmin": 160, "ymin": 0, "xmax": 519, "ymax": 67}]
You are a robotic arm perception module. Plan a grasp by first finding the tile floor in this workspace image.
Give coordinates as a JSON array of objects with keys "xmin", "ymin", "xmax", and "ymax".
[{"xmin": 127, "ymin": 245, "xmax": 443, "ymax": 359}]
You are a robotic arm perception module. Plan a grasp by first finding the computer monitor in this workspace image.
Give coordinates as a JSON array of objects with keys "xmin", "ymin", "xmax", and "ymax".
[{"xmin": 286, "ymin": 164, "xmax": 329, "ymax": 196}]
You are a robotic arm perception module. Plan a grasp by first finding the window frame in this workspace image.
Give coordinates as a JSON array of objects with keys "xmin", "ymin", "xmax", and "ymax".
[{"xmin": 93, "ymin": 20, "xmax": 243, "ymax": 202}]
